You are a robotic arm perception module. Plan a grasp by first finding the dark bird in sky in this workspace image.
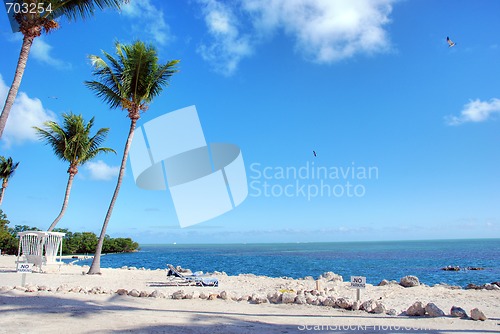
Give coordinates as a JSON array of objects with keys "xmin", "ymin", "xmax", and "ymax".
[
  {"xmin": 313, "ymin": 150, "xmax": 317, "ymax": 157},
  {"xmin": 446, "ymin": 36, "xmax": 456, "ymax": 48}
]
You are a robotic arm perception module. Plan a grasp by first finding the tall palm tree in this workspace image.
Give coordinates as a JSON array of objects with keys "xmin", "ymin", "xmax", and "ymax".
[
  {"xmin": 0, "ymin": 156, "xmax": 20, "ymax": 205},
  {"xmin": 85, "ymin": 41, "xmax": 179, "ymax": 274},
  {"xmin": 34, "ymin": 112, "xmax": 115, "ymax": 231},
  {"xmin": 0, "ymin": 0, "xmax": 128, "ymax": 139}
]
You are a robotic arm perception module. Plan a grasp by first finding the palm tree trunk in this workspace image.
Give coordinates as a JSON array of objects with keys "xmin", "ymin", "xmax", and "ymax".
[
  {"xmin": 0, "ymin": 34, "xmax": 35, "ymax": 139},
  {"xmin": 0, "ymin": 180, "xmax": 7, "ymax": 206},
  {"xmin": 88, "ymin": 118, "xmax": 137, "ymax": 275},
  {"xmin": 47, "ymin": 172, "xmax": 75, "ymax": 232}
]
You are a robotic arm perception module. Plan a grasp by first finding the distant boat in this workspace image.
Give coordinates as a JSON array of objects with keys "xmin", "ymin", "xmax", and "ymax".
[{"xmin": 173, "ymin": 242, "xmax": 177, "ymax": 245}]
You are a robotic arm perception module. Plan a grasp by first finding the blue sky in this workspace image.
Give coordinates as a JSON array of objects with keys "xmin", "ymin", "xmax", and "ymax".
[{"xmin": 0, "ymin": 0, "xmax": 499, "ymax": 244}]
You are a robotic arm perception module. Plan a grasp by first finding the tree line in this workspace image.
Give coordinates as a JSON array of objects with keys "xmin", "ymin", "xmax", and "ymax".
[{"xmin": 0, "ymin": 209, "xmax": 138, "ymax": 255}]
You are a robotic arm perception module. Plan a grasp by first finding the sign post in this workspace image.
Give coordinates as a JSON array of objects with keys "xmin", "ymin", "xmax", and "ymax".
[
  {"xmin": 17, "ymin": 262, "xmax": 33, "ymax": 286},
  {"xmin": 350, "ymin": 276, "xmax": 366, "ymax": 301}
]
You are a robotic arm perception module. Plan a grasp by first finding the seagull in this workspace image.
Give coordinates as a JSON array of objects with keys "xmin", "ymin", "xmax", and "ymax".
[
  {"xmin": 446, "ymin": 36, "xmax": 456, "ymax": 48},
  {"xmin": 48, "ymin": 96, "xmax": 58, "ymax": 99},
  {"xmin": 313, "ymin": 150, "xmax": 317, "ymax": 157}
]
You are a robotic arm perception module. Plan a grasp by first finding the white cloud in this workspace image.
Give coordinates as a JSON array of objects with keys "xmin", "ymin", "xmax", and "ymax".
[
  {"xmin": 446, "ymin": 98, "xmax": 500, "ymax": 126},
  {"xmin": 84, "ymin": 160, "xmax": 119, "ymax": 181},
  {"xmin": 31, "ymin": 38, "xmax": 72, "ymax": 70},
  {"xmin": 243, "ymin": 0, "xmax": 394, "ymax": 63},
  {"xmin": 197, "ymin": 0, "xmax": 252, "ymax": 76},
  {"xmin": 5, "ymin": 34, "xmax": 71, "ymax": 69},
  {"xmin": 122, "ymin": 0, "xmax": 172, "ymax": 45},
  {"xmin": 0, "ymin": 74, "xmax": 57, "ymax": 147},
  {"xmin": 197, "ymin": 0, "xmax": 395, "ymax": 74}
]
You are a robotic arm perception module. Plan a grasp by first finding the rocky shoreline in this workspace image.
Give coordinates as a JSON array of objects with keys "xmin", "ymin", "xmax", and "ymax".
[
  {"xmin": 1, "ymin": 256, "xmax": 498, "ymax": 333},
  {"xmin": 1, "ymin": 270, "xmax": 496, "ymax": 323}
]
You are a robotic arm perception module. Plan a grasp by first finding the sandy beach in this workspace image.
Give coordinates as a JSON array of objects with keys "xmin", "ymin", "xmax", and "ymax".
[{"xmin": 0, "ymin": 255, "xmax": 498, "ymax": 334}]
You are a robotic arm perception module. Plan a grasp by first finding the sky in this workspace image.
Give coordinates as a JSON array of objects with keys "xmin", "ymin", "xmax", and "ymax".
[{"xmin": 0, "ymin": 0, "xmax": 499, "ymax": 244}]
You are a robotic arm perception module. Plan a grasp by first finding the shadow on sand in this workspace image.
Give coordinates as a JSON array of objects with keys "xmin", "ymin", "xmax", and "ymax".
[{"xmin": 0, "ymin": 292, "xmax": 497, "ymax": 333}]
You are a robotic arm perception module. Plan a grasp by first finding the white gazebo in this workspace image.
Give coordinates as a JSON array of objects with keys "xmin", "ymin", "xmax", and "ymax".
[{"xmin": 17, "ymin": 231, "xmax": 65, "ymax": 271}]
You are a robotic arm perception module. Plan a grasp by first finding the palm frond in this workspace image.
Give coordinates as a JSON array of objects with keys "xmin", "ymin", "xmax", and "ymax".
[
  {"xmin": 34, "ymin": 112, "xmax": 114, "ymax": 170},
  {"xmin": 83, "ymin": 147, "xmax": 115, "ymax": 163},
  {"xmin": 0, "ymin": 157, "xmax": 20, "ymax": 180},
  {"xmin": 85, "ymin": 81, "xmax": 123, "ymax": 109},
  {"xmin": 33, "ymin": 122, "xmax": 68, "ymax": 161},
  {"xmin": 48, "ymin": 0, "xmax": 127, "ymax": 21},
  {"xmin": 145, "ymin": 59, "xmax": 180, "ymax": 103},
  {"xmin": 87, "ymin": 40, "xmax": 180, "ymax": 118},
  {"xmin": 87, "ymin": 127, "xmax": 115, "ymax": 156}
]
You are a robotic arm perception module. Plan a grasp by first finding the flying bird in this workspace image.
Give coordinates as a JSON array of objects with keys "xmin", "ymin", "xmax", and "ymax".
[
  {"xmin": 48, "ymin": 96, "xmax": 58, "ymax": 99},
  {"xmin": 446, "ymin": 36, "xmax": 456, "ymax": 48},
  {"xmin": 313, "ymin": 150, "xmax": 317, "ymax": 157}
]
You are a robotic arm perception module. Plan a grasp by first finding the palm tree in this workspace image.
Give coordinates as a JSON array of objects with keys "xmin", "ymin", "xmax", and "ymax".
[
  {"xmin": 85, "ymin": 41, "xmax": 179, "ymax": 274},
  {"xmin": 34, "ymin": 112, "xmax": 115, "ymax": 231},
  {"xmin": 0, "ymin": 156, "xmax": 20, "ymax": 205},
  {"xmin": 0, "ymin": 0, "xmax": 128, "ymax": 139}
]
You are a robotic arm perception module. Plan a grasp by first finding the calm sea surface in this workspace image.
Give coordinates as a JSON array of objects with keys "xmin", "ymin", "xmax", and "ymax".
[{"xmin": 74, "ymin": 239, "xmax": 499, "ymax": 287}]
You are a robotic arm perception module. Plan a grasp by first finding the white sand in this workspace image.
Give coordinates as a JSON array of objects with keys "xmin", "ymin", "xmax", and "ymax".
[{"xmin": 0, "ymin": 255, "xmax": 498, "ymax": 333}]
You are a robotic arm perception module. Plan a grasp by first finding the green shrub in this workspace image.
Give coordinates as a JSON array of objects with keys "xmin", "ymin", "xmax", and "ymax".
[{"xmin": 0, "ymin": 210, "xmax": 139, "ymax": 255}]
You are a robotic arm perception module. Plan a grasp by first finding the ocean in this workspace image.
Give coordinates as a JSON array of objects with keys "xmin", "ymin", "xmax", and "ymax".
[{"xmin": 73, "ymin": 239, "xmax": 499, "ymax": 288}]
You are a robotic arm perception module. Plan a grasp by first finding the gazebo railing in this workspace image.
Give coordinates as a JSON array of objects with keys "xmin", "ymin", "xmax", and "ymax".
[{"xmin": 17, "ymin": 231, "xmax": 65, "ymax": 271}]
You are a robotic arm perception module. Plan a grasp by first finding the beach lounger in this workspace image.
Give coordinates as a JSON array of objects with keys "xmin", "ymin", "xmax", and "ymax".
[{"xmin": 166, "ymin": 264, "xmax": 218, "ymax": 287}]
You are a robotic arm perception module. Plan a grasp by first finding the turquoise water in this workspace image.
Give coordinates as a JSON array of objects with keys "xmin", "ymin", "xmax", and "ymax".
[{"xmin": 74, "ymin": 239, "xmax": 499, "ymax": 287}]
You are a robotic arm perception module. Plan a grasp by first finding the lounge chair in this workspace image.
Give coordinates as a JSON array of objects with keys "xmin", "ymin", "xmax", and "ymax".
[{"xmin": 166, "ymin": 264, "xmax": 219, "ymax": 287}]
